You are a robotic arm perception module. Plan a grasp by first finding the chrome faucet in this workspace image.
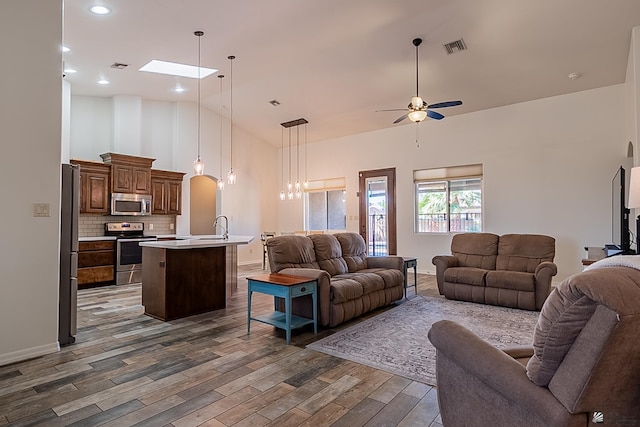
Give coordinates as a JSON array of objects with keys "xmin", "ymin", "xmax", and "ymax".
[{"xmin": 213, "ymin": 215, "xmax": 229, "ymax": 240}]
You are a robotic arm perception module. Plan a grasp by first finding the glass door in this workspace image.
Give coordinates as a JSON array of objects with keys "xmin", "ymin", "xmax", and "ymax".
[{"xmin": 359, "ymin": 168, "xmax": 396, "ymax": 255}]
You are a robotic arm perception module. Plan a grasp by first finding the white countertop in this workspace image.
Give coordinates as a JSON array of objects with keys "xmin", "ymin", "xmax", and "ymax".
[{"xmin": 139, "ymin": 235, "xmax": 254, "ymax": 249}]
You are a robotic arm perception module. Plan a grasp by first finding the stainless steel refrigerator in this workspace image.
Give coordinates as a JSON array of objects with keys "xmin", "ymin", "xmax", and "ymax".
[{"xmin": 59, "ymin": 163, "xmax": 79, "ymax": 345}]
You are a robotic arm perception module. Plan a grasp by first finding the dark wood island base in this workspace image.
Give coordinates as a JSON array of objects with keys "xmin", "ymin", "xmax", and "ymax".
[{"xmin": 142, "ymin": 246, "xmax": 231, "ymax": 321}]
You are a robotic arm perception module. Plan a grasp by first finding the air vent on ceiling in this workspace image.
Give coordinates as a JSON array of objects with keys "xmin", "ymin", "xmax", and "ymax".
[
  {"xmin": 443, "ymin": 38, "xmax": 467, "ymax": 55},
  {"xmin": 110, "ymin": 62, "xmax": 129, "ymax": 69}
]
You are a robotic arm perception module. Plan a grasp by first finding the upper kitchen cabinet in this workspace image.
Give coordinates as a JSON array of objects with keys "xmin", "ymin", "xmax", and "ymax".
[
  {"xmin": 70, "ymin": 160, "xmax": 110, "ymax": 214},
  {"xmin": 100, "ymin": 152, "xmax": 154, "ymax": 195},
  {"xmin": 151, "ymin": 169, "xmax": 186, "ymax": 215}
]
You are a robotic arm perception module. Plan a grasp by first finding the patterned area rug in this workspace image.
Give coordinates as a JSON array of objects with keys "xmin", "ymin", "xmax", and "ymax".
[{"xmin": 307, "ymin": 296, "xmax": 539, "ymax": 386}]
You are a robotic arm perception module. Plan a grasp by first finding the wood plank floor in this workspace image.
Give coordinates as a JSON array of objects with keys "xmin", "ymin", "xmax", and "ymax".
[{"xmin": 0, "ymin": 264, "xmax": 443, "ymax": 427}]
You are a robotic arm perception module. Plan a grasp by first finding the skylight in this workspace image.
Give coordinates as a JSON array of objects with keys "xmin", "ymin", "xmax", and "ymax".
[{"xmin": 139, "ymin": 60, "xmax": 217, "ymax": 79}]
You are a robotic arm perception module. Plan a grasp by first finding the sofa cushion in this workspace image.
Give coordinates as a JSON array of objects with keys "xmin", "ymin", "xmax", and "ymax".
[
  {"xmin": 330, "ymin": 278, "xmax": 364, "ymax": 303},
  {"xmin": 333, "ymin": 272, "xmax": 384, "ymax": 294},
  {"xmin": 335, "ymin": 232, "xmax": 368, "ymax": 272},
  {"xmin": 444, "ymin": 267, "xmax": 487, "ymax": 286},
  {"xmin": 485, "ymin": 270, "xmax": 535, "ymax": 292},
  {"xmin": 309, "ymin": 234, "xmax": 348, "ymax": 276},
  {"xmin": 496, "ymin": 234, "xmax": 555, "ymax": 273},
  {"xmin": 266, "ymin": 235, "xmax": 319, "ymax": 271},
  {"xmin": 359, "ymin": 268, "xmax": 404, "ymax": 289},
  {"xmin": 451, "ymin": 233, "xmax": 499, "ymax": 269}
]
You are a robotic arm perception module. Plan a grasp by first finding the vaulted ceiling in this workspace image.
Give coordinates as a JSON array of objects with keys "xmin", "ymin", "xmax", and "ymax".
[{"xmin": 63, "ymin": 0, "xmax": 640, "ymax": 146}]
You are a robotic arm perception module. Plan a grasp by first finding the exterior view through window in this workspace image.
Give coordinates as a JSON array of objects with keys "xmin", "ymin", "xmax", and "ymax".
[{"xmin": 414, "ymin": 165, "xmax": 483, "ymax": 233}]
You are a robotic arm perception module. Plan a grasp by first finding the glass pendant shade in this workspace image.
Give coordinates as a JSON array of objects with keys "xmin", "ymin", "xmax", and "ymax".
[
  {"xmin": 279, "ymin": 190, "xmax": 285, "ymax": 201},
  {"xmin": 408, "ymin": 109, "xmax": 427, "ymax": 123},
  {"xmin": 217, "ymin": 179, "xmax": 225, "ymax": 190},
  {"xmin": 227, "ymin": 168, "xmax": 236, "ymax": 185},
  {"xmin": 287, "ymin": 190, "xmax": 293, "ymax": 200},
  {"xmin": 193, "ymin": 157, "xmax": 204, "ymax": 175}
]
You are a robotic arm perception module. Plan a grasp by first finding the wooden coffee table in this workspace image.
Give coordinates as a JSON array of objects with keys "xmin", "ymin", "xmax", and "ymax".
[{"xmin": 246, "ymin": 273, "xmax": 318, "ymax": 344}]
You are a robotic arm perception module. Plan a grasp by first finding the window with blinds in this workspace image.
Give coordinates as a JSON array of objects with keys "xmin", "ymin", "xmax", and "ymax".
[{"xmin": 414, "ymin": 164, "xmax": 483, "ymax": 233}]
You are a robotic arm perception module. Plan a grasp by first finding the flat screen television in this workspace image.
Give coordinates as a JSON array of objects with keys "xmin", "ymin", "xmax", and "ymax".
[{"xmin": 609, "ymin": 166, "xmax": 633, "ymax": 255}]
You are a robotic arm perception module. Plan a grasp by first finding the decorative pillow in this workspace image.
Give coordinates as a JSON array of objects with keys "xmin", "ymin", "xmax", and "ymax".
[{"xmin": 525, "ymin": 274, "xmax": 597, "ymax": 386}]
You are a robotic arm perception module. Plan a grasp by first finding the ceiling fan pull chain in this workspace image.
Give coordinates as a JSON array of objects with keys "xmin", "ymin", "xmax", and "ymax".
[{"xmin": 416, "ymin": 123, "xmax": 420, "ymax": 148}]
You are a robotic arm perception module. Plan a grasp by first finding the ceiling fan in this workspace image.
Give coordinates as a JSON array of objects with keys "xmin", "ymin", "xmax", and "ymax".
[{"xmin": 378, "ymin": 38, "xmax": 462, "ymax": 124}]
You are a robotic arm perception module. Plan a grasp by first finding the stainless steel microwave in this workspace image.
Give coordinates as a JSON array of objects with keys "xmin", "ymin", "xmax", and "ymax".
[{"xmin": 110, "ymin": 193, "xmax": 152, "ymax": 216}]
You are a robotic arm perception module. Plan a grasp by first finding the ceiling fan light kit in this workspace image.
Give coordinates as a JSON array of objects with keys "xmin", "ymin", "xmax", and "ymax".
[{"xmin": 380, "ymin": 37, "xmax": 462, "ymax": 125}]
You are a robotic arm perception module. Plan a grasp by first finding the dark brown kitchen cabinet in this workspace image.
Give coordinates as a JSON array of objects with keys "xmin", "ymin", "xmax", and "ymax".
[
  {"xmin": 100, "ymin": 152, "xmax": 154, "ymax": 195},
  {"xmin": 151, "ymin": 169, "xmax": 185, "ymax": 215},
  {"xmin": 78, "ymin": 240, "xmax": 115, "ymax": 287},
  {"xmin": 70, "ymin": 160, "xmax": 110, "ymax": 214}
]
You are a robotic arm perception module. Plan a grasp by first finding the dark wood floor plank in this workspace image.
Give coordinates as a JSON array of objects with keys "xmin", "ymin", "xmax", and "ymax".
[{"xmin": 329, "ymin": 397, "xmax": 386, "ymax": 427}]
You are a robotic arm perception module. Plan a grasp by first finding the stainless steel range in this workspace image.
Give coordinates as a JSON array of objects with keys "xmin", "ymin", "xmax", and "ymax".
[{"xmin": 105, "ymin": 222, "xmax": 157, "ymax": 285}]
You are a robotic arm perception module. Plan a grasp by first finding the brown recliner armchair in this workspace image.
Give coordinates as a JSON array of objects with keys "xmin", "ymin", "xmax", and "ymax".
[
  {"xmin": 432, "ymin": 233, "xmax": 557, "ymax": 310},
  {"xmin": 428, "ymin": 265, "xmax": 640, "ymax": 426}
]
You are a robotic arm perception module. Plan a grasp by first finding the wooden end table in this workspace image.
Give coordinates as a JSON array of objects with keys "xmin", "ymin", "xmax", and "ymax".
[
  {"xmin": 247, "ymin": 273, "xmax": 318, "ymax": 344},
  {"xmin": 403, "ymin": 257, "xmax": 418, "ymax": 298}
]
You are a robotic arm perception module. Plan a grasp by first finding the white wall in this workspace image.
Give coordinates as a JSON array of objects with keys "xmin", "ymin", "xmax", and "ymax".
[
  {"xmin": 68, "ymin": 96, "xmax": 279, "ymax": 264},
  {"xmin": 282, "ymin": 85, "xmax": 629, "ymax": 281},
  {"xmin": 0, "ymin": 0, "xmax": 63, "ymax": 364}
]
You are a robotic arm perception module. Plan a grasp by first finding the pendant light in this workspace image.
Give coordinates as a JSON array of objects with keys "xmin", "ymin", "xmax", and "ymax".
[
  {"xmin": 193, "ymin": 30, "xmax": 205, "ymax": 176},
  {"xmin": 295, "ymin": 125, "xmax": 302, "ymax": 199},
  {"xmin": 279, "ymin": 118, "xmax": 309, "ymax": 201},
  {"xmin": 303, "ymin": 122, "xmax": 309, "ymax": 188},
  {"xmin": 279, "ymin": 127, "xmax": 285, "ymax": 200},
  {"xmin": 217, "ymin": 74, "xmax": 225, "ymax": 190},
  {"xmin": 226, "ymin": 55, "xmax": 236, "ymax": 184},
  {"xmin": 287, "ymin": 128, "xmax": 293, "ymax": 200}
]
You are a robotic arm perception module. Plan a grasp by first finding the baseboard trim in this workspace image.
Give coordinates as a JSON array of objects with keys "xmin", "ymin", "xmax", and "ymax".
[{"xmin": 0, "ymin": 342, "xmax": 59, "ymax": 367}]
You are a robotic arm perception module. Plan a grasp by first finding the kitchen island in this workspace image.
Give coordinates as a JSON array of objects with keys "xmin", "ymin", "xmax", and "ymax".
[{"xmin": 139, "ymin": 235, "xmax": 254, "ymax": 321}]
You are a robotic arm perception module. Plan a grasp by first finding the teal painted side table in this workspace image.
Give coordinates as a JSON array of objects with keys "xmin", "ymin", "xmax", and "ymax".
[{"xmin": 247, "ymin": 273, "xmax": 318, "ymax": 344}]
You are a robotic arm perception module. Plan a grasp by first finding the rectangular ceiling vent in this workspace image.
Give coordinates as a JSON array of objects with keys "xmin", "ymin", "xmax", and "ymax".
[
  {"xmin": 110, "ymin": 62, "xmax": 129, "ymax": 69},
  {"xmin": 443, "ymin": 39, "xmax": 467, "ymax": 55}
]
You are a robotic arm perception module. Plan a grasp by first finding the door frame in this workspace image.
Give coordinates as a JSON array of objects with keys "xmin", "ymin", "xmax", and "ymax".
[{"xmin": 358, "ymin": 168, "xmax": 397, "ymax": 255}]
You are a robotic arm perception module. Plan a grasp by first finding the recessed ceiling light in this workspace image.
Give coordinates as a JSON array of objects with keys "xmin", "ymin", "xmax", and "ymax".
[
  {"xmin": 568, "ymin": 72, "xmax": 581, "ymax": 80},
  {"xmin": 139, "ymin": 60, "xmax": 217, "ymax": 79},
  {"xmin": 62, "ymin": 46, "xmax": 70, "ymax": 53},
  {"xmin": 97, "ymin": 79, "xmax": 110, "ymax": 85},
  {"xmin": 64, "ymin": 68, "xmax": 77, "ymax": 74},
  {"xmin": 173, "ymin": 86, "xmax": 186, "ymax": 93},
  {"xmin": 90, "ymin": 5, "xmax": 111, "ymax": 15}
]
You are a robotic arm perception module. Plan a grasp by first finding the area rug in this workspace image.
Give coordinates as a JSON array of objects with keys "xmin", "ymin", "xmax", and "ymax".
[{"xmin": 307, "ymin": 296, "xmax": 539, "ymax": 386}]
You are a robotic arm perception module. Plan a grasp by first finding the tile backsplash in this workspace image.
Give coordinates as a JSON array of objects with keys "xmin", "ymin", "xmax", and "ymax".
[{"xmin": 79, "ymin": 215, "xmax": 176, "ymax": 237}]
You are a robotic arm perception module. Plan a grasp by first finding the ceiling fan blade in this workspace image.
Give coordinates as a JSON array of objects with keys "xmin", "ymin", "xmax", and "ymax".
[
  {"xmin": 375, "ymin": 108, "xmax": 408, "ymax": 112},
  {"xmin": 426, "ymin": 100, "xmax": 463, "ymax": 109},
  {"xmin": 427, "ymin": 110, "xmax": 445, "ymax": 120},
  {"xmin": 393, "ymin": 114, "xmax": 409, "ymax": 124}
]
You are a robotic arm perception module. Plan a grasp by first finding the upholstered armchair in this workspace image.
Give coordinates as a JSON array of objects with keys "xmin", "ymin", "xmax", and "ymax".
[{"xmin": 427, "ymin": 264, "xmax": 640, "ymax": 426}]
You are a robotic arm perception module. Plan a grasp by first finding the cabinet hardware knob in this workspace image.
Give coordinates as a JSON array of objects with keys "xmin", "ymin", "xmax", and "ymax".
[{"xmin": 301, "ymin": 287, "xmax": 306, "ymax": 292}]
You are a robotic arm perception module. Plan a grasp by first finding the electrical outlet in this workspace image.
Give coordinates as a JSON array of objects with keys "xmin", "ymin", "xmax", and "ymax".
[
  {"xmin": 149, "ymin": 224, "xmax": 154, "ymax": 230},
  {"xmin": 249, "ymin": 248, "xmax": 253, "ymax": 254},
  {"xmin": 33, "ymin": 203, "xmax": 50, "ymax": 217},
  {"xmin": 170, "ymin": 223, "xmax": 174, "ymax": 230}
]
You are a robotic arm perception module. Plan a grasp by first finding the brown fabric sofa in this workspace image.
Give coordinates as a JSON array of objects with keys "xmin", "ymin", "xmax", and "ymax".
[
  {"xmin": 427, "ymin": 265, "xmax": 640, "ymax": 426},
  {"xmin": 432, "ymin": 233, "xmax": 557, "ymax": 310},
  {"xmin": 266, "ymin": 232, "xmax": 404, "ymax": 327}
]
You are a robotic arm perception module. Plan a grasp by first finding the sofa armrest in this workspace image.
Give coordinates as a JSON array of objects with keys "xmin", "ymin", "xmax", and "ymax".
[
  {"xmin": 365, "ymin": 256, "xmax": 403, "ymax": 271},
  {"xmin": 534, "ymin": 261, "xmax": 557, "ymax": 309},
  {"xmin": 278, "ymin": 267, "xmax": 331, "ymax": 327},
  {"xmin": 428, "ymin": 320, "xmax": 574, "ymax": 426},
  {"xmin": 431, "ymin": 255, "xmax": 458, "ymax": 294}
]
